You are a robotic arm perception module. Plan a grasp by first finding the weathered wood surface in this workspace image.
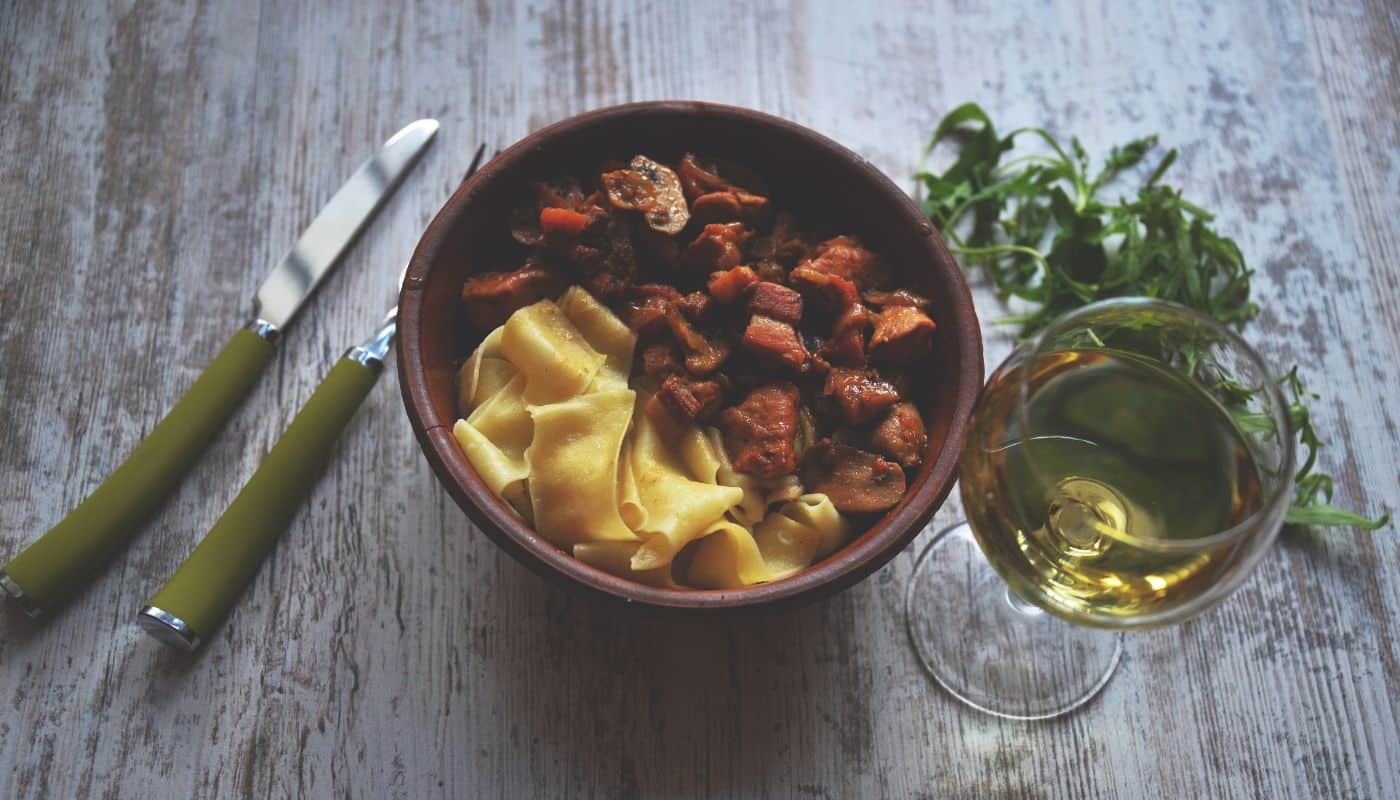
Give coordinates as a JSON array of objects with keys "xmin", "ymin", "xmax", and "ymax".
[{"xmin": 2, "ymin": 1, "xmax": 1397, "ymax": 797}]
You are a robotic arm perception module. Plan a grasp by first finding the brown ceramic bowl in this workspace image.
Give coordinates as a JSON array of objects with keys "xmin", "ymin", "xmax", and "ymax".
[{"xmin": 398, "ymin": 101, "xmax": 983, "ymax": 611}]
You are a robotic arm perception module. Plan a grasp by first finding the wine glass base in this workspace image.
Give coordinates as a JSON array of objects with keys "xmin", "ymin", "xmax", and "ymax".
[{"xmin": 905, "ymin": 521, "xmax": 1123, "ymax": 720}]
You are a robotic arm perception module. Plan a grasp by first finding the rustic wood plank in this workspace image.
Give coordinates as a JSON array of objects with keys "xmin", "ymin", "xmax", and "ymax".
[{"xmin": 1, "ymin": 0, "xmax": 1397, "ymax": 798}]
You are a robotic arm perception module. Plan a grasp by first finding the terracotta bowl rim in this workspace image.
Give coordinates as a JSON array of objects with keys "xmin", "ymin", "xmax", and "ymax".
[{"xmin": 397, "ymin": 100, "xmax": 984, "ymax": 611}]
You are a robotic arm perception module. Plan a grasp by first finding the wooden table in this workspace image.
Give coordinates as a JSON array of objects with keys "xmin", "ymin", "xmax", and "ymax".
[{"xmin": 2, "ymin": 1, "xmax": 1397, "ymax": 797}]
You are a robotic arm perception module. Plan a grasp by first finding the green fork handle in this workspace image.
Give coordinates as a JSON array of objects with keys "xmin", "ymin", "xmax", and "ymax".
[
  {"xmin": 1, "ymin": 328, "xmax": 277, "ymax": 615},
  {"xmin": 139, "ymin": 354, "xmax": 381, "ymax": 650}
]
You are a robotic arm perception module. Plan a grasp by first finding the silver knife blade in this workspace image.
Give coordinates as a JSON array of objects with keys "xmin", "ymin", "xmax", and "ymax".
[{"xmin": 252, "ymin": 119, "xmax": 439, "ymax": 330}]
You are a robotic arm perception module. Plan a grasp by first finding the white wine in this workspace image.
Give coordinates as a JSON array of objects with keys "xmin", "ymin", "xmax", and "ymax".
[{"xmin": 960, "ymin": 348, "xmax": 1265, "ymax": 624}]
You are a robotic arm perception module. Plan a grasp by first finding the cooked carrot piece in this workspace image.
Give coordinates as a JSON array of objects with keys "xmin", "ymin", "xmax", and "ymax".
[{"xmin": 539, "ymin": 207, "xmax": 590, "ymax": 238}]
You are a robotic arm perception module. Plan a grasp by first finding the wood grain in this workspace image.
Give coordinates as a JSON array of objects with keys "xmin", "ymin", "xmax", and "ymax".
[{"xmin": 1, "ymin": 0, "xmax": 1397, "ymax": 798}]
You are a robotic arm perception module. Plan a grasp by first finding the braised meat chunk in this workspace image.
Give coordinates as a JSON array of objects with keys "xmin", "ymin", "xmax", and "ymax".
[
  {"xmin": 639, "ymin": 341, "xmax": 682, "ymax": 382},
  {"xmin": 800, "ymin": 440, "xmax": 906, "ymax": 513},
  {"xmin": 740, "ymin": 315, "xmax": 809, "ymax": 373},
  {"xmin": 623, "ymin": 294, "xmax": 672, "ymax": 335},
  {"xmin": 817, "ymin": 302, "xmax": 872, "ymax": 367},
  {"xmin": 690, "ymin": 191, "xmax": 743, "ymax": 225},
  {"xmin": 871, "ymin": 402, "xmax": 928, "ymax": 468},
  {"xmin": 461, "ymin": 265, "xmax": 563, "ymax": 331},
  {"xmin": 719, "ymin": 383, "xmax": 801, "ymax": 479},
  {"xmin": 822, "ymin": 368, "xmax": 901, "ymax": 426},
  {"xmin": 868, "ymin": 306, "xmax": 936, "ymax": 362},
  {"xmin": 559, "ymin": 212, "xmax": 638, "ymax": 301},
  {"xmin": 682, "ymin": 223, "xmax": 751, "ymax": 272},
  {"xmin": 788, "ymin": 265, "xmax": 861, "ymax": 317},
  {"xmin": 677, "ymin": 291, "xmax": 715, "ymax": 325},
  {"xmin": 692, "ymin": 190, "xmax": 769, "ymax": 225},
  {"xmin": 747, "ymin": 281, "xmax": 803, "ymax": 326},
  {"xmin": 797, "ymin": 236, "xmax": 889, "ymax": 290},
  {"xmin": 707, "ymin": 265, "xmax": 759, "ymax": 303},
  {"xmin": 658, "ymin": 374, "xmax": 727, "ymax": 424}
]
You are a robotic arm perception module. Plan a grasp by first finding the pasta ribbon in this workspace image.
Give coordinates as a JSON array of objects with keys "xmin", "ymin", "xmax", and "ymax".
[
  {"xmin": 452, "ymin": 420, "xmax": 529, "ymax": 516},
  {"xmin": 629, "ymin": 397, "xmax": 745, "ymax": 571},
  {"xmin": 558, "ymin": 285, "xmax": 636, "ymax": 390},
  {"xmin": 467, "ymin": 374, "xmax": 532, "ymax": 456},
  {"xmin": 753, "ymin": 494, "xmax": 852, "ymax": 580},
  {"xmin": 617, "ymin": 448, "xmax": 647, "ymax": 530},
  {"xmin": 685, "ymin": 520, "xmax": 773, "ymax": 589},
  {"xmin": 501, "ymin": 300, "xmax": 606, "ymax": 404},
  {"xmin": 574, "ymin": 542, "xmax": 678, "ymax": 588},
  {"xmin": 456, "ymin": 327, "xmax": 508, "ymax": 415},
  {"xmin": 526, "ymin": 390, "xmax": 639, "ymax": 546}
]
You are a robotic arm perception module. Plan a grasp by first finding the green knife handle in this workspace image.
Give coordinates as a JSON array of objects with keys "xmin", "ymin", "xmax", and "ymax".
[
  {"xmin": 2, "ymin": 328, "xmax": 276, "ymax": 615},
  {"xmin": 141, "ymin": 355, "xmax": 380, "ymax": 649}
]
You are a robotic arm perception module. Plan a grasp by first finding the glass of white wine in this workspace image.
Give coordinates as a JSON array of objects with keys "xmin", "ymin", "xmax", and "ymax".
[{"xmin": 906, "ymin": 298, "xmax": 1295, "ymax": 719}]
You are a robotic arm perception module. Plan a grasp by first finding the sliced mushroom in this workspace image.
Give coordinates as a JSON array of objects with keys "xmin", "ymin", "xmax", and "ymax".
[
  {"xmin": 800, "ymin": 440, "xmax": 906, "ymax": 514},
  {"xmin": 601, "ymin": 155, "xmax": 690, "ymax": 235},
  {"xmin": 862, "ymin": 288, "xmax": 932, "ymax": 308},
  {"xmin": 665, "ymin": 304, "xmax": 729, "ymax": 375}
]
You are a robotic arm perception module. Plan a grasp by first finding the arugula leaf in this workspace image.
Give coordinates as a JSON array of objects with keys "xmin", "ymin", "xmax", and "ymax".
[
  {"xmin": 1285, "ymin": 503, "xmax": 1390, "ymax": 530},
  {"xmin": 919, "ymin": 104, "xmax": 1387, "ymax": 530}
]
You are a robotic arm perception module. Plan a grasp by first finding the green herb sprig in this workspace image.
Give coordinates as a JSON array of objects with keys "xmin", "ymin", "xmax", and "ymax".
[{"xmin": 918, "ymin": 102, "xmax": 1387, "ymax": 530}]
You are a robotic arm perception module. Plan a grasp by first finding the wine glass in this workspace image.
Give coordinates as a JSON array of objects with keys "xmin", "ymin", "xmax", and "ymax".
[{"xmin": 906, "ymin": 298, "xmax": 1295, "ymax": 719}]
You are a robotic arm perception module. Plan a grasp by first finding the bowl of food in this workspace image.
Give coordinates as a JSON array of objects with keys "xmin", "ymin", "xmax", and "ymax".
[{"xmin": 397, "ymin": 101, "xmax": 982, "ymax": 610}]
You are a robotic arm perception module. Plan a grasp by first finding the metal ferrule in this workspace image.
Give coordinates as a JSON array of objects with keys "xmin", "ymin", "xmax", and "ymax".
[
  {"xmin": 0, "ymin": 570, "xmax": 40, "ymax": 618},
  {"xmin": 244, "ymin": 317, "xmax": 282, "ymax": 344},
  {"xmin": 344, "ymin": 318, "xmax": 397, "ymax": 374},
  {"xmin": 138, "ymin": 605, "xmax": 201, "ymax": 651}
]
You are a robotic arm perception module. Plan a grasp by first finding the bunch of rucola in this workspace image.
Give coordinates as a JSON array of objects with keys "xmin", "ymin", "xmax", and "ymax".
[{"xmin": 917, "ymin": 102, "xmax": 1387, "ymax": 530}]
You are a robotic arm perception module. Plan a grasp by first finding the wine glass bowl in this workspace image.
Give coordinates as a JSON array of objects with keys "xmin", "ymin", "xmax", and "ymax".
[
  {"xmin": 907, "ymin": 298, "xmax": 1294, "ymax": 719},
  {"xmin": 964, "ymin": 298, "xmax": 1295, "ymax": 628}
]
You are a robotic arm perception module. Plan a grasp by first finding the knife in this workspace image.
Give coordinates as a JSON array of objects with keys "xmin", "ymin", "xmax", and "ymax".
[
  {"xmin": 1, "ymin": 120, "xmax": 439, "ymax": 617},
  {"xmin": 137, "ymin": 144, "xmax": 487, "ymax": 651}
]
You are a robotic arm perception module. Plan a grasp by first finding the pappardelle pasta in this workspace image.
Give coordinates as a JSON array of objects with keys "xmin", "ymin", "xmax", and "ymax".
[{"xmin": 455, "ymin": 288, "xmax": 851, "ymax": 588}]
